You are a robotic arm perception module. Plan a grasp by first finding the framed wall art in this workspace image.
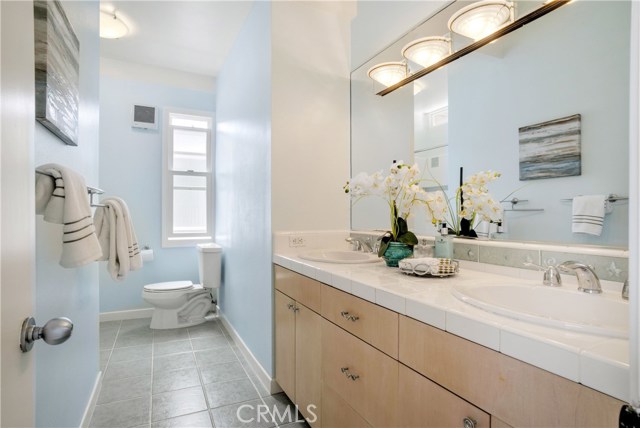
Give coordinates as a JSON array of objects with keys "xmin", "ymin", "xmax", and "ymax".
[
  {"xmin": 34, "ymin": 0, "xmax": 80, "ymax": 146},
  {"xmin": 519, "ymin": 114, "xmax": 581, "ymax": 181}
]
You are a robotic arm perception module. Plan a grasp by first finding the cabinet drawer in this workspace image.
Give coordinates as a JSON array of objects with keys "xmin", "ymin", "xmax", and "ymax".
[
  {"xmin": 398, "ymin": 364, "xmax": 490, "ymax": 428},
  {"xmin": 322, "ymin": 318, "xmax": 397, "ymax": 427},
  {"xmin": 321, "ymin": 383, "xmax": 371, "ymax": 428},
  {"xmin": 321, "ymin": 284, "xmax": 398, "ymax": 358},
  {"xmin": 274, "ymin": 265, "xmax": 321, "ymax": 313}
]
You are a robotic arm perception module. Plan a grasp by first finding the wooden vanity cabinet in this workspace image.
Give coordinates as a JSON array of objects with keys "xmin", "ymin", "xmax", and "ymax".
[
  {"xmin": 274, "ymin": 265, "xmax": 624, "ymax": 428},
  {"xmin": 274, "ymin": 266, "xmax": 323, "ymax": 427}
]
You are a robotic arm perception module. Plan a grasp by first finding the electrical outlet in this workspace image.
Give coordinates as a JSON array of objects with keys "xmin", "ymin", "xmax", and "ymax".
[{"xmin": 288, "ymin": 235, "xmax": 306, "ymax": 247}]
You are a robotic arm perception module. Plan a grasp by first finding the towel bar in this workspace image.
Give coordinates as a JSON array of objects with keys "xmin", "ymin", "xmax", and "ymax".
[
  {"xmin": 561, "ymin": 194, "xmax": 628, "ymax": 203},
  {"xmin": 500, "ymin": 197, "xmax": 545, "ymax": 213},
  {"xmin": 35, "ymin": 170, "xmax": 106, "ymax": 207}
]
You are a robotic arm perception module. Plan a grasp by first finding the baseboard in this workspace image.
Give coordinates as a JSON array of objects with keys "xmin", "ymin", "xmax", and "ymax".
[
  {"xmin": 100, "ymin": 308, "xmax": 154, "ymax": 322},
  {"xmin": 79, "ymin": 371, "xmax": 102, "ymax": 428},
  {"xmin": 218, "ymin": 311, "xmax": 282, "ymax": 395}
]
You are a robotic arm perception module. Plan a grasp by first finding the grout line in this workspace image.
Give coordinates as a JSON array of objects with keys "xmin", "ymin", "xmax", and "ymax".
[
  {"xmin": 188, "ymin": 325, "xmax": 217, "ymax": 427},
  {"xmin": 148, "ymin": 324, "xmax": 155, "ymax": 425}
]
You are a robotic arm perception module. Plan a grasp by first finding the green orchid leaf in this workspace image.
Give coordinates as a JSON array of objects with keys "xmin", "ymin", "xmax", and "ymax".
[
  {"xmin": 377, "ymin": 232, "xmax": 392, "ymax": 257},
  {"xmin": 397, "ymin": 231, "xmax": 418, "ymax": 246},
  {"xmin": 397, "ymin": 217, "xmax": 409, "ymax": 235}
]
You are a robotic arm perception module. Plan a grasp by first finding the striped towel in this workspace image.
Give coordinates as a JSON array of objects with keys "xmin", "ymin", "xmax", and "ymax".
[
  {"xmin": 572, "ymin": 195, "xmax": 606, "ymax": 236},
  {"xmin": 94, "ymin": 197, "xmax": 143, "ymax": 280},
  {"xmin": 35, "ymin": 164, "xmax": 103, "ymax": 268}
]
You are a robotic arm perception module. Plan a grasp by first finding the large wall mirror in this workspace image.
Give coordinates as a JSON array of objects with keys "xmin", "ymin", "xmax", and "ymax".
[{"xmin": 351, "ymin": 0, "xmax": 630, "ymax": 248}]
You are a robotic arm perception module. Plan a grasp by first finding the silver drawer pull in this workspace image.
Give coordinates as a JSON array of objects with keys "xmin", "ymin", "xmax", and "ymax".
[
  {"xmin": 340, "ymin": 311, "xmax": 359, "ymax": 322},
  {"xmin": 287, "ymin": 303, "xmax": 295, "ymax": 310},
  {"xmin": 340, "ymin": 367, "xmax": 360, "ymax": 381},
  {"xmin": 463, "ymin": 417, "xmax": 477, "ymax": 428}
]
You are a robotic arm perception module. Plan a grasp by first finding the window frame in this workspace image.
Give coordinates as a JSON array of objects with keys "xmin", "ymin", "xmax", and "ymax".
[{"xmin": 162, "ymin": 107, "xmax": 215, "ymax": 248}]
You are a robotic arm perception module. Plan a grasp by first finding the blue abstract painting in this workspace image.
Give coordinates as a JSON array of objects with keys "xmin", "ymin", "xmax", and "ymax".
[{"xmin": 519, "ymin": 114, "xmax": 581, "ymax": 181}]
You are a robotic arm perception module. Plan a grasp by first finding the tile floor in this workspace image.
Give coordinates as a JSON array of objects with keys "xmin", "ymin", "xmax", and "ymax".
[{"xmin": 93, "ymin": 318, "xmax": 311, "ymax": 428}]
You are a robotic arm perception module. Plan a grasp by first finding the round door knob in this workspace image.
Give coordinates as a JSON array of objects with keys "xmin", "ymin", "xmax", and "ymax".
[{"xmin": 20, "ymin": 317, "xmax": 74, "ymax": 352}]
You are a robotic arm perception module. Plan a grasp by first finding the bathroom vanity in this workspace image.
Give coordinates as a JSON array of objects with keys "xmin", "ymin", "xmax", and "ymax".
[{"xmin": 272, "ymin": 253, "xmax": 626, "ymax": 428}]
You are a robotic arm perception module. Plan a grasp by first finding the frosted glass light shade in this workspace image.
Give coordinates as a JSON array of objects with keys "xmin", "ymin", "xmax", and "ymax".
[
  {"xmin": 401, "ymin": 37, "xmax": 451, "ymax": 68},
  {"xmin": 448, "ymin": 0, "xmax": 514, "ymax": 41},
  {"xmin": 367, "ymin": 62, "xmax": 407, "ymax": 87},
  {"xmin": 100, "ymin": 11, "xmax": 129, "ymax": 39}
]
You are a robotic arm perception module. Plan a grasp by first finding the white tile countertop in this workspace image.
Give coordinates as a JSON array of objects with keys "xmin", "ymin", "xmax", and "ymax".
[{"xmin": 273, "ymin": 246, "xmax": 630, "ymax": 402}]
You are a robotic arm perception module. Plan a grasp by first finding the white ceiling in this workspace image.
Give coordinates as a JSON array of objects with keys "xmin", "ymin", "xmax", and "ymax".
[{"xmin": 100, "ymin": 1, "xmax": 253, "ymax": 78}]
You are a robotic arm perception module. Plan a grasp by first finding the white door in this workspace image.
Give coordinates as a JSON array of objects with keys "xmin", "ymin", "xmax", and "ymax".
[{"xmin": 1, "ymin": 1, "xmax": 37, "ymax": 426}]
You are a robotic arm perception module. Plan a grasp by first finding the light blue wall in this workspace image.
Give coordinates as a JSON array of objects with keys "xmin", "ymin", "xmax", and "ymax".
[
  {"xmin": 98, "ymin": 73, "xmax": 215, "ymax": 312},
  {"xmin": 34, "ymin": 1, "xmax": 100, "ymax": 426},
  {"xmin": 215, "ymin": 1, "xmax": 274, "ymax": 375}
]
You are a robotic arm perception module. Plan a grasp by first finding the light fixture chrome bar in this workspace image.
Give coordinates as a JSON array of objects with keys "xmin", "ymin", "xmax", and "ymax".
[{"xmin": 377, "ymin": 0, "xmax": 571, "ymax": 97}]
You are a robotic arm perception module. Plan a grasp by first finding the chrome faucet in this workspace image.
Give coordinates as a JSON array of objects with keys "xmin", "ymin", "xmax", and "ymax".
[
  {"xmin": 622, "ymin": 279, "xmax": 629, "ymax": 300},
  {"xmin": 345, "ymin": 237, "xmax": 373, "ymax": 253},
  {"xmin": 557, "ymin": 261, "xmax": 602, "ymax": 294},
  {"xmin": 524, "ymin": 262, "xmax": 561, "ymax": 287}
]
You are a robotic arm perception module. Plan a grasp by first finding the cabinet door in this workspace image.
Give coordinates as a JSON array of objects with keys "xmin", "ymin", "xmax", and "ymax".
[
  {"xmin": 322, "ymin": 319, "xmax": 398, "ymax": 427},
  {"xmin": 321, "ymin": 384, "xmax": 371, "ymax": 428},
  {"xmin": 275, "ymin": 290, "xmax": 296, "ymax": 400},
  {"xmin": 295, "ymin": 303, "xmax": 322, "ymax": 427},
  {"xmin": 398, "ymin": 364, "xmax": 490, "ymax": 428}
]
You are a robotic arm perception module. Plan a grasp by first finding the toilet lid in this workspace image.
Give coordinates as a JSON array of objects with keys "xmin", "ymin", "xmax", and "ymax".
[{"xmin": 144, "ymin": 281, "xmax": 194, "ymax": 292}]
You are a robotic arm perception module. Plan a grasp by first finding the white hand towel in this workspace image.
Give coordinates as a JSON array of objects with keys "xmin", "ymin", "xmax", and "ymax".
[
  {"xmin": 572, "ymin": 195, "xmax": 606, "ymax": 236},
  {"xmin": 109, "ymin": 197, "xmax": 143, "ymax": 272},
  {"xmin": 35, "ymin": 172, "xmax": 54, "ymax": 214},
  {"xmin": 94, "ymin": 197, "xmax": 142, "ymax": 280},
  {"xmin": 36, "ymin": 164, "xmax": 103, "ymax": 268}
]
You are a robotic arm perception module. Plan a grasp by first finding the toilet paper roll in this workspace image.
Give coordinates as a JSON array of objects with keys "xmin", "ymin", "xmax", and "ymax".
[{"xmin": 141, "ymin": 249, "xmax": 154, "ymax": 262}]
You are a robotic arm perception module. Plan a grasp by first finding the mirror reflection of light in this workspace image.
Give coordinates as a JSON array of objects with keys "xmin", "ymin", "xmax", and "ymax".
[
  {"xmin": 448, "ymin": 0, "xmax": 514, "ymax": 41},
  {"xmin": 367, "ymin": 62, "xmax": 407, "ymax": 88},
  {"xmin": 402, "ymin": 37, "xmax": 451, "ymax": 69}
]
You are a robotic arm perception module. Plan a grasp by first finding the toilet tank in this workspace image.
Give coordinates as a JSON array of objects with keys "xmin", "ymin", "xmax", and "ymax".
[{"xmin": 197, "ymin": 243, "xmax": 222, "ymax": 288}]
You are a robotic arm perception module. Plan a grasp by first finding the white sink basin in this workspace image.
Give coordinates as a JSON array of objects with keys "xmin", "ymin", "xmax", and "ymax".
[
  {"xmin": 451, "ymin": 283, "xmax": 628, "ymax": 338},
  {"xmin": 298, "ymin": 250, "xmax": 380, "ymax": 264}
]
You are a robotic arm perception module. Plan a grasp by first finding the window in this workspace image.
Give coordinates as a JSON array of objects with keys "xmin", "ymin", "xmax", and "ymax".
[{"xmin": 162, "ymin": 109, "xmax": 214, "ymax": 247}]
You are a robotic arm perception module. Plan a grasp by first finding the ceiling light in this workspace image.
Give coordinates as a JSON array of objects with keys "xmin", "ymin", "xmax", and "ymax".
[
  {"xmin": 367, "ymin": 62, "xmax": 408, "ymax": 88},
  {"xmin": 100, "ymin": 11, "xmax": 129, "ymax": 39},
  {"xmin": 448, "ymin": 0, "xmax": 514, "ymax": 41},
  {"xmin": 401, "ymin": 37, "xmax": 451, "ymax": 69}
]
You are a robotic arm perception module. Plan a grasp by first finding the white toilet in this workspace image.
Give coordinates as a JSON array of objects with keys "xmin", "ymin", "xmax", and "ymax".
[{"xmin": 142, "ymin": 243, "xmax": 222, "ymax": 329}]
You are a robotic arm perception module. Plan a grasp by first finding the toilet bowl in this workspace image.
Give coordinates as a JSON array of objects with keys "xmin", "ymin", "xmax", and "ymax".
[{"xmin": 142, "ymin": 243, "xmax": 222, "ymax": 329}]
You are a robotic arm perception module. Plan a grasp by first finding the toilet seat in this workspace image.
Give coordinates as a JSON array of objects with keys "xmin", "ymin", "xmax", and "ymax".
[{"xmin": 144, "ymin": 281, "xmax": 194, "ymax": 293}]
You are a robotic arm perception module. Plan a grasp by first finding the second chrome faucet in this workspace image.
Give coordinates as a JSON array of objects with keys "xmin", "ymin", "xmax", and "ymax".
[{"xmin": 525, "ymin": 260, "xmax": 602, "ymax": 294}]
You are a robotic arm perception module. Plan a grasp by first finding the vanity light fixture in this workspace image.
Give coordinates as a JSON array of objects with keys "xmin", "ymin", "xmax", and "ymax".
[
  {"xmin": 367, "ymin": 62, "xmax": 408, "ymax": 88},
  {"xmin": 448, "ymin": 0, "xmax": 514, "ymax": 41},
  {"xmin": 401, "ymin": 36, "xmax": 451, "ymax": 69},
  {"xmin": 100, "ymin": 10, "xmax": 129, "ymax": 39},
  {"xmin": 377, "ymin": 0, "xmax": 570, "ymax": 97}
]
